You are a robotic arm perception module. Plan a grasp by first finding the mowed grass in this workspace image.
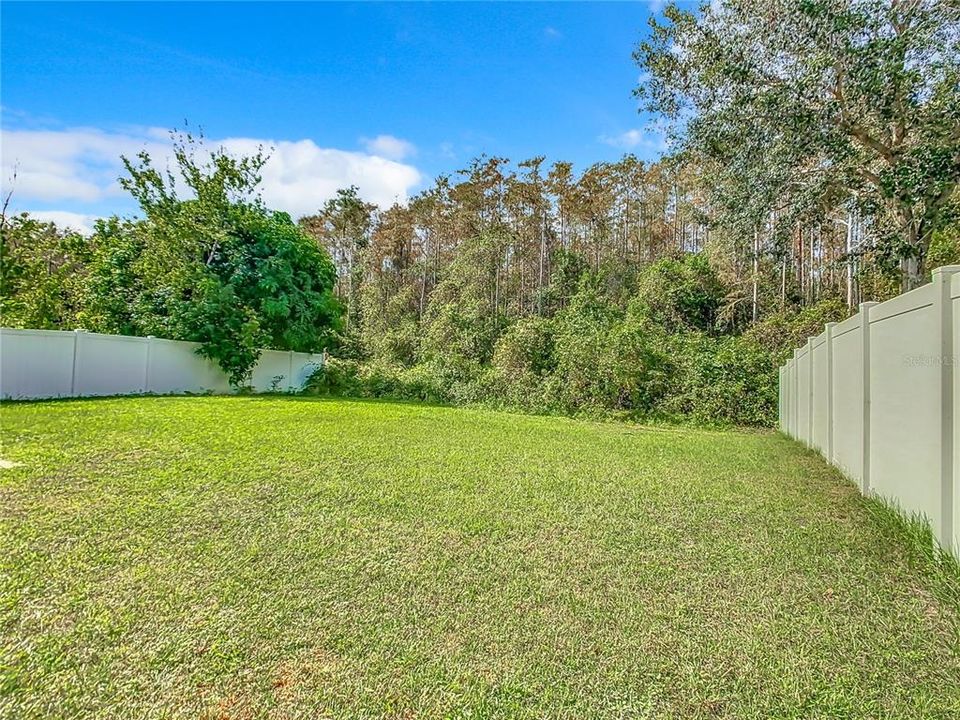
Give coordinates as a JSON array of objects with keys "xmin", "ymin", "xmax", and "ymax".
[{"xmin": 1, "ymin": 397, "xmax": 958, "ymax": 719}]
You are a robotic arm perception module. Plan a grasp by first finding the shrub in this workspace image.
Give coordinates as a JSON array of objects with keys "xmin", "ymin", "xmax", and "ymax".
[
  {"xmin": 391, "ymin": 363, "xmax": 448, "ymax": 403},
  {"xmin": 655, "ymin": 334, "xmax": 777, "ymax": 426},
  {"xmin": 632, "ymin": 254, "xmax": 725, "ymax": 333},
  {"xmin": 492, "ymin": 316, "xmax": 556, "ymax": 377},
  {"xmin": 303, "ymin": 357, "xmax": 362, "ymax": 396},
  {"xmin": 306, "ymin": 256, "xmax": 780, "ymax": 427},
  {"xmin": 745, "ymin": 299, "xmax": 849, "ymax": 366}
]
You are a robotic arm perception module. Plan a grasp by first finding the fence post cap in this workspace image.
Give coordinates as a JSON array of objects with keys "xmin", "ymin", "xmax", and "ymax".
[
  {"xmin": 73, "ymin": 328, "xmax": 87, "ymax": 333},
  {"xmin": 825, "ymin": 321, "xmax": 837, "ymax": 329},
  {"xmin": 931, "ymin": 264, "xmax": 960, "ymax": 278}
]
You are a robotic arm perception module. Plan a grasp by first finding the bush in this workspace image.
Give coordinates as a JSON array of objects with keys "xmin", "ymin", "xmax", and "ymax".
[
  {"xmin": 655, "ymin": 334, "xmax": 777, "ymax": 426},
  {"xmin": 492, "ymin": 316, "xmax": 556, "ymax": 377},
  {"xmin": 391, "ymin": 363, "xmax": 448, "ymax": 403},
  {"xmin": 632, "ymin": 255, "xmax": 725, "ymax": 333},
  {"xmin": 926, "ymin": 225, "xmax": 960, "ymax": 273},
  {"xmin": 745, "ymin": 299, "xmax": 849, "ymax": 366},
  {"xmin": 303, "ymin": 357, "xmax": 362, "ymax": 396},
  {"xmin": 308, "ymin": 334, "xmax": 775, "ymax": 427},
  {"xmin": 305, "ymin": 356, "xmax": 486, "ymax": 406}
]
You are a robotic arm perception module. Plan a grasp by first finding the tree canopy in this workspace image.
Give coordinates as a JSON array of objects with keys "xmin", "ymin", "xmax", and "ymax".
[
  {"xmin": 1, "ymin": 134, "xmax": 341, "ymax": 386},
  {"xmin": 636, "ymin": 0, "xmax": 960, "ymax": 287},
  {"xmin": 3, "ymin": 1, "xmax": 958, "ymax": 424}
]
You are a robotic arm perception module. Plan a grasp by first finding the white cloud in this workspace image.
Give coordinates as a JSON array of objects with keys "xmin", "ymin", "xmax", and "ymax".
[
  {"xmin": 0, "ymin": 126, "xmax": 168, "ymax": 203},
  {"xmin": 359, "ymin": 134, "xmax": 416, "ymax": 161},
  {"xmin": 0, "ymin": 126, "xmax": 423, "ymax": 220},
  {"xmin": 599, "ymin": 124, "xmax": 669, "ymax": 152},
  {"xmin": 222, "ymin": 136, "xmax": 421, "ymax": 212},
  {"xmin": 24, "ymin": 210, "xmax": 100, "ymax": 235},
  {"xmin": 544, "ymin": 26, "xmax": 563, "ymax": 40}
]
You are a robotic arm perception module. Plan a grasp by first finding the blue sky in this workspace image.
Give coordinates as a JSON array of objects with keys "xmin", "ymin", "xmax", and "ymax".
[{"xmin": 1, "ymin": 1, "xmax": 674, "ymax": 231}]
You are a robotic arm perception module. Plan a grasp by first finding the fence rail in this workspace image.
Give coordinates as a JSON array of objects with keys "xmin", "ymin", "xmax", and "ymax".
[
  {"xmin": 780, "ymin": 265, "xmax": 960, "ymax": 557},
  {"xmin": 0, "ymin": 328, "xmax": 324, "ymax": 400}
]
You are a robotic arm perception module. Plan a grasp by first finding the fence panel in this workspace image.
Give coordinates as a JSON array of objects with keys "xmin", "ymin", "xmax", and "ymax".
[
  {"xmin": 780, "ymin": 360, "xmax": 793, "ymax": 437},
  {"xmin": 953, "ymin": 273, "xmax": 960, "ymax": 555},
  {"xmin": 868, "ymin": 283, "xmax": 945, "ymax": 540},
  {"xmin": 811, "ymin": 332, "xmax": 830, "ymax": 454},
  {"xmin": 0, "ymin": 328, "xmax": 323, "ymax": 400},
  {"xmin": 292, "ymin": 352, "xmax": 324, "ymax": 389},
  {"xmin": 779, "ymin": 266, "xmax": 960, "ymax": 557},
  {"xmin": 250, "ymin": 350, "xmax": 295, "ymax": 392},
  {"xmin": 778, "ymin": 367, "xmax": 785, "ymax": 431},
  {"xmin": 147, "ymin": 338, "xmax": 231, "ymax": 395},
  {"xmin": 796, "ymin": 346, "xmax": 811, "ymax": 446},
  {"xmin": 830, "ymin": 313, "xmax": 864, "ymax": 487},
  {"xmin": 73, "ymin": 332, "xmax": 150, "ymax": 396},
  {"xmin": 790, "ymin": 358, "xmax": 798, "ymax": 438},
  {"xmin": 0, "ymin": 329, "xmax": 76, "ymax": 399}
]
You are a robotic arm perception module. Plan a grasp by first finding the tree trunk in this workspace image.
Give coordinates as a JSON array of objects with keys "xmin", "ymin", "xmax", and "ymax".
[
  {"xmin": 751, "ymin": 228, "xmax": 759, "ymax": 322},
  {"xmin": 846, "ymin": 210, "xmax": 854, "ymax": 309}
]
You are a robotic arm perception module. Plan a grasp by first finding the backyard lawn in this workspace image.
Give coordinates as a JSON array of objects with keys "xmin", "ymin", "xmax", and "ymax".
[{"xmin": 1, "ymin": 397, "xmax": 958, "ymax": 719}]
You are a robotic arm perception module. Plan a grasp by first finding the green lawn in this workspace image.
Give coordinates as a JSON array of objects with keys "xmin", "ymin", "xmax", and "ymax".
[{"xmin": 1, "ymin": 397, "xmax": 958, "ymax": 719}]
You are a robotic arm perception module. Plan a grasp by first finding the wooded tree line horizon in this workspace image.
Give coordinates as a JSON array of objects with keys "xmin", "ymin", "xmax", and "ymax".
[
  {"xmin": 2, "ymin": 0, "xmax": 957, "ymax": 425},
  {"xmin": 294, "ymin": 0, "xmax": 960, "ymax": 342}
]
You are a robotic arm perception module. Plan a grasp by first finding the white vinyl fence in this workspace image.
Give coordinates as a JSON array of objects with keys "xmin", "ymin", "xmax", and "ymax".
[
  {"xmin": 0, "ymin": 328, "xmax": 325, "ymax": 400},
  {"xmin": 780, "ymin": 265, "xmax": 960, "ymax": 557}
]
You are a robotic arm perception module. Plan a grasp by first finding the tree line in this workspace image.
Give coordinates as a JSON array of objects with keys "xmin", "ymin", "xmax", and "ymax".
[
  {"xmin": 638, "ymin": 0, "xmax": 959, "ymax": 295},
  {"xmin": 1, "ymin": 0, "xmax": 957, "ymax": 425}
]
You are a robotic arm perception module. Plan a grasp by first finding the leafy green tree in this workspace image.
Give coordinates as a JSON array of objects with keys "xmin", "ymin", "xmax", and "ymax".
[
  {"xmin": 631, "ymin": 254, "xmax": 725, "ymax": 332},
  {"xmin": 636, "ymin": 0, "xmax": 960, "ymax": 287},
  {"xmin": 535, "ymin": 249, "xmax": 590, "ymax": 315},
  {"xmin": 0, "ymin": 213, "xmax": 89, "ymax": 329},
  {"xmin": 744, "ymin": 298, "xmax": 850, "ymax": 365},
  {"xmin": 359, "ymin": 283, "xmax": 420, "ymax": 365},
  {"xmin": 112, "ymin": 133, "xmax": 340, "ymax": 385},
  {"xmin": 80, "ymin": 217, "xmax": 156, "ymax": 336},
  {"xmin": 356, "ymin": 203, "xmax": 421, "ymax": 364},
  {"xmin": 300, "ymin": 186, "xmax": 376, "ymax": 334},
  {"xmin": 656, "ymin": 333, "xmax": 777, "ymax": 426},
  {"xmin": 176, "ymin": 208, "xmax": 340, "ymax": 384},
  {"xmin": 547, "ymin": 275, "xmax": 623, "ymax": 410},
  {"xmin": 419, "ymin": 233, "xmax": 509, "ymax": 364}
]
